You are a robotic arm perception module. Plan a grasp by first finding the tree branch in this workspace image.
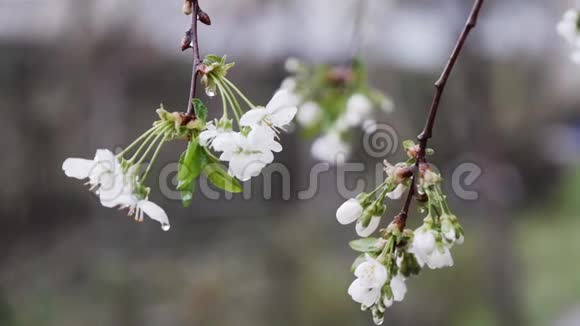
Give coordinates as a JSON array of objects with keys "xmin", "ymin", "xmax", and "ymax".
[
  {"xmin": 397, "ymin": 0, "xmax": 485, "ymax": 228},
  {"xmin": 185, "ymin": 0, "xmax": 203, "ymax": 117}
]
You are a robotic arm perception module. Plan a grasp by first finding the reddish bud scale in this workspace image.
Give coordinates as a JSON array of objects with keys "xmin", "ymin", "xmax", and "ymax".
[
  {"xmin": 198, "ymin": 10, "xmax": 212, "ymax": 25},
  {"xmin": 181, "ymin": 31, "xmax": 193, "ymax": 51},
  {"xmin": 326, "ymin": 66, "xmax": 354, "ymax": 85}
]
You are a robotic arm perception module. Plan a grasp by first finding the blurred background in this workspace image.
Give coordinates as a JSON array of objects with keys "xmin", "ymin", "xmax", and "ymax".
[{"xmin": 1, "ymin": 0, "xmax": 580, "ymax": 325}]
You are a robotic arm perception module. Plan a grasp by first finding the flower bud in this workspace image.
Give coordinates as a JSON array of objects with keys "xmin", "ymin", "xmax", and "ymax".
[
  {"xmin": 419, "ymin": 163, "xmax": 441, "ymax": 186},
  {"xmin": 441, "ymin": 218, "xmax": 456, "ymax": 242},
  {"xmin": 405, "ymin": 144, "xmax": 420, "ymax": 159},
  {"xmin": 284, "ymin": 57, "xmax": 301, "ymax": 73},
  {"xmin": 326, "ymin": 66, "xmax": 354, "ymax": 85},
  {"xmin": 183, "ymin": 0, "xmax": 193, "ymax": 15},
  {"xmin": 356, "ymin": 215, "xmax": 381, "ymax": 237},
  {"xmin": 336, "ymin": 198, "xmax": 363, "ymax": 225},
  {"xmin": 181, "ymin": 31, "xmax": 192, "ymax": 51},
  {"xmin": 198, "ymin": 9, "xmax": 211, "ymax": 25},
  {"xmin": 413, "ymin": 228, "xmax": 436, "ymax": 255}
]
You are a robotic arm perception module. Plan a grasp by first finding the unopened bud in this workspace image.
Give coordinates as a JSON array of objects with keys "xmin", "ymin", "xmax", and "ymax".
[
  {"xmin": 326, "ymin": 66, "xmax": 354, "ymax": 85},
  {"xmin": 406, "ymin": 144, "xmax": 420, "ymax": 158},
  {"xmin": 396, "ymin": 166, "xmax": 414, "ymax": 180},
  {"xmin": 198, "ymin": 9, "xmax": 211, "ymax": 25},
  {"xmin": 183, "ymin": 0, "xmax": 193, "ymax": 15},
  {"xmin": 181, "ymin": 31, "xmax": 192, "ymax": 51}
]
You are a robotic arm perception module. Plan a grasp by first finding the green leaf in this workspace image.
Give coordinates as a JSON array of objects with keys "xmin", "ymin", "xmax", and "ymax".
[
  {"xmin": 192, "ymin": 99, "xmax": 208, "ymax": 124},
  {"xmin": 205, "ymin": 54, "xmax": 222, "ymax": 63},
  {"xmin": 177, "ymin": 137, "xmax": 208, "ymax": 206},
  {"xmin": 349, "ymin": 237, "xmax": 383, "ymax": 253},
  {"xmin": 203, "ymin": 163, "xmax": 242, "ymax": 193},
  {"xmin": 180, "ymin": 183, "xmax": 195, "ymax": 207},
  {"xmin": 402, "ymin": 140, "xmax": 416, "ymax": 150}
]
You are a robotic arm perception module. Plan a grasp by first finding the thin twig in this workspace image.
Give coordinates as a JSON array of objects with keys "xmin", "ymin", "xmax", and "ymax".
[
  {"xmin": 397, "ymin": 0, "xmax": 484, "ymax": 228},
  {"xmin": 185, "ymin": 0, "xmax": 202, "ymax": 117},
  {"xmin": 348, "ymin": 0, "xmax": 368, "ymax": 63}
]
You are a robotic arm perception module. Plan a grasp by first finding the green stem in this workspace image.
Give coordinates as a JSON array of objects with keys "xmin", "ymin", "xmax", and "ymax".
[
  {"xmin": 203, "ymin": 146, "xmax": 220, "ymax": 162},
  {"xmin": 117, "ymin": 125, "xmax": 160, "ymax": 158},
  {"xmin": 135, "ymin": 129, "xmax": 167, "ymax": 168},
  {"xmin": 360, "ymin": 180, "xmax": 389, "ymax": 205},
  {"xmin": 221, "ymin": 81, "xmax": 245, "ymax": 118},
  {"xmin": 127, "ymin": 124, "xmax": 167, "ymax": 163},
  {"xmin": 217, "ymin": 80, "xmax": 241, "ymax": 124},
  {"xmin": 213, "ymin": 77, "xmax": 229, "ymax": 119},
  {"xmin": 223, "ymin": 77, "xmax": 256, "ymax": 109},
  {"xmin": 140, "ymin": 133, "xmax": 169, "ymax": 182},
  {"xmin": 378, "ymin": 236, "xmax": 395, "ymax": 263}
]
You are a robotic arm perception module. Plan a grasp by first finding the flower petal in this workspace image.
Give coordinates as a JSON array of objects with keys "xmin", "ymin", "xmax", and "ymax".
[
  {"xmin": 387, "ymin": 183, "xmax": 407, "ymax": 200},
  {"xmin": 139, "ymin": 200, "xmax": 170, "ymax": 231},
  {"xmin": 269, "ymin": 105, "xmax": 297, "ymax": 127},
  {"xmin": 240, "ymin": 108, "xmax": 267, "ymax": 127},
  {"xmin": 62, "ymin": 158, "xmax": 94, "ymax": 179},
  {"xmin": 355, "ymin": 216, "xmax": 381, "ymax": 237}
]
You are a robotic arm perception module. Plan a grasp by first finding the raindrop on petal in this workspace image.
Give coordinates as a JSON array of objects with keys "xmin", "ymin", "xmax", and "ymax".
[
  {"xmin": 162, "ymin": 223, "xmax": 171, "ymax": 231},
  {"xmin": 205, "ymin": 87, "xmax": 216, "ymax": 97}
]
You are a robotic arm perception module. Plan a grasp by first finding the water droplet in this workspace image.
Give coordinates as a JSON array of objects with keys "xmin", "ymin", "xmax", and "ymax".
[
  {"xmin": 205, "ymin": 87, "xmax": 216, "ymax": 97},
  {"xmin": 161, "ymin": 223, "xmax": 170, "ymax": 231}
]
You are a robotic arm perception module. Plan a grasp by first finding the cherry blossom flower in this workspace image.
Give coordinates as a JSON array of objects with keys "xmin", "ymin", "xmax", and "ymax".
[
  {"xmin": 311, "ymin": 132, "xmax": 350, "ymax": 163},
  {"xmin": 344, "ymin": 93, "xmax": 373, "ymax": 127},
  {"xmin": 296, "ymin": 101, "xmax": 322, "ymax": 127},
  {"xmin": 219, "ymin": 128, "xmax": 281, "ymax": 181},
  {"xmin": 199, "ymin": 120, "xmax": 236, "ymax": 152},
  {"xmin": 240, "ymin": 90, "xmax": 298, "ymax": 133},
  {"xmin": 62, "ymin": 149, "xmax": 121, "ymax": 194},
  {"xmin": 348, "ymin": 255, "xmax": 388, "ymax": 307}
]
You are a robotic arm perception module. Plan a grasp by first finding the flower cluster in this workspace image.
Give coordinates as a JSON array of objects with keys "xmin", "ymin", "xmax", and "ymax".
[
  {"xmin": 557, "ymin": 9, "xmax": 580, "ymax": 65},
  {"xmin": 63, "ymin": 55, "xmax": 297, "ymax": 229},
  {"xmin": 62, "ymin": 109, "xmax": 201, "ymax": 230},
  {"xmin": 336, "ymin": 140, "xmax": 464, "ymax": 325},
  {"xmin": 280, "ymin": 58, "xmax": 393, "ymax": 163},
  {"xmin": 198, "ymin": 55, "xmax": 297, "ymax": 181}
]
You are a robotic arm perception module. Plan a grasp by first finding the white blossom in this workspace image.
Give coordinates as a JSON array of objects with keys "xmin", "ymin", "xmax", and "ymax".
[
  {"xmin": 284, "ymin": 57, "xmax": 301, "ymax": 73},
  {"xmin": 426, "ymin": 245, "xmax": 454, "ymax": 269},
  {"xmin": 336, "ymin": 198, "xmax": 363, "ymax": 225},
  {"xmin": 344, "ymin": 93, "xmax": 373, "ymax": 127},
  {"xmin": 557, "ymin": 9, "xmax": 580, "ymax": 46},
  {"xmin": 557, "ymin": 9, "xmax": 580, "ymax": 65},
  {"xmin": 311, "ymin": 132, "xmax": 350, "ymax": 163},
  {"xmin": 63, "ymin": 150, "xmax": 170, "ymax": 231},
  {"xmin": 296, "ymin": 101, "xmax": 322, "ymax": 127},
  {"xmin": 219, "ymin": 128, "xmax": 280, "ymax": 181},
  {"xmin": 280, "ymin": 77, "xmax": 297, "ymax": 91},
  {"xmin": 355, "ymin": 216, "xmax": 381, "ymax": 237},
  {"xmin": 441, "ymin": 218, "xmax": 456, "ymax": 243},
  {"xmin": 386, "ymin": 183, "xmax": 408, "ymax": 200},
  {"xmin": 240, "ymin": 90, "xmax": 298, "ymax": 133},
  {"xmin": 390, "ymin": 273, "xmax": 407, "ymax": 302},
  {"xmin": 63, "ymin": 149, "xmax": 120, "ymax": 191},
  {"xmin": 199, "ymin": 121, "xmax": 236, "ymax": 152},
  {"xmin": 348, "ymin": 255, "xmax": 388, "ymax": 307},
  {"xmin": 408, "ymin": 227, "xmax": 436, "ymax": 267}
]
